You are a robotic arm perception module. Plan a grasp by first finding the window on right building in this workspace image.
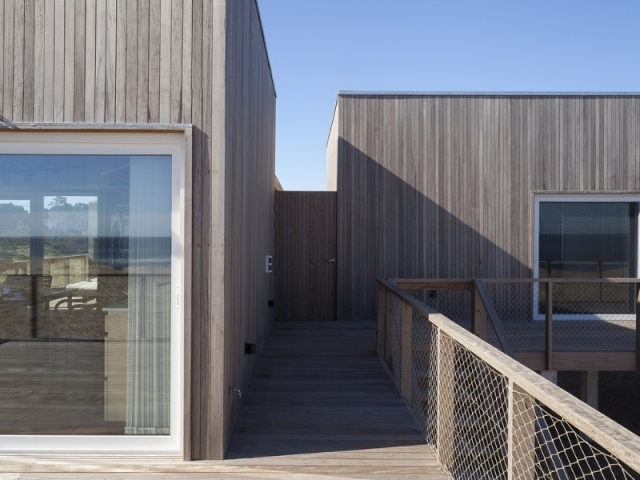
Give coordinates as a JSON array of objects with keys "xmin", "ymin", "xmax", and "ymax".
[{"xmin": 534, "ymin": 195, "xmax": 639, "ymax": 320}]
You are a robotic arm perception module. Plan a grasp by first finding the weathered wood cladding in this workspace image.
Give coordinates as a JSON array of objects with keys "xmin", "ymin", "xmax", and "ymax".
[
  {"xmin": 0, "ymin": 0, "xmax": 276, "ymax": 461},
  {"xmin": 1, "ymin": 0, "xmax": 191, "ymax": 124},
  {"xmin": 331, "ymin": 94, "xmax": 640, "ymax": 321},
  {"xmin": 276, "ymin": 192, "xmax": 337, "ymax": 321},
  {"xmin": 222, "ymin": 0, "xmax": 276, "ymax": 459}
]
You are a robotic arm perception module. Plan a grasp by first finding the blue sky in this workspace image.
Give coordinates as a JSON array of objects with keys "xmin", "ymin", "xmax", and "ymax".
[{"xmin": 258, "ymin": 1, "xmax": 640, "ymax": 191}]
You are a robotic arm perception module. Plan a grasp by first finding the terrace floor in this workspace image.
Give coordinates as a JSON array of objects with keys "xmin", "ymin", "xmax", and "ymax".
[{"xmin": 0, "ymin": 322, "xmax": 447, "ymax": 479}]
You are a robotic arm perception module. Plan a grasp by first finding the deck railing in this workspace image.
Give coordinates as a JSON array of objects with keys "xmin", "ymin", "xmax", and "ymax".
[
  {"xmin": 398, "ymin": 278, "xmax": 640, "ymax": 371},
  {"xmin": 377, "ymin": 278, "xmax": 640, "ymax": 479}
]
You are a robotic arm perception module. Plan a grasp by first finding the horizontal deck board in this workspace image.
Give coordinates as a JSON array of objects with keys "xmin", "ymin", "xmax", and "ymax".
[
  {"xmin": 224, "ymin": 321, "xmax": 442, "ymax": 478},
  {"xmin": 0, "ymin": 322, "xmax": 444, "ymax": 478}
]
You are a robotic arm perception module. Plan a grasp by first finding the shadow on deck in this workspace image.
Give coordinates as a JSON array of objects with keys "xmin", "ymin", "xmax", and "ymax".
[{"xmin": 226, "ymin": 321, "xmax": 447, "ymax": 478}]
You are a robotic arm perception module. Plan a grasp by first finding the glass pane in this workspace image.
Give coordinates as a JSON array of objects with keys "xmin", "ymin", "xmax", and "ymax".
[
  {"xmin": 0, "ymin": 155, "xmax": 172, "ymax": 435},
  {"xmin": 539, "ymin": 202, "xmax": 636, "ymax": 315}
]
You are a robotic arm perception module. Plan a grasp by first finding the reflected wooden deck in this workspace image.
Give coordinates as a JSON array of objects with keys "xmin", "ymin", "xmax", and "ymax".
[
  {"xmin": 0, "ymin": 340, "xmax": 125, "ymax": 435},
  {"xmin": 0, "ymin": 322, "xmax": 446, "ymax": 479}
]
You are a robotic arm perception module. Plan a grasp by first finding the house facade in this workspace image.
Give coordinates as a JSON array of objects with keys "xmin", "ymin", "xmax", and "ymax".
[
  {"xmin": 0, "ymin": 0, "xmax": 275, "ymax": 460},
  {"xmin": 327, "ymin": 93, "xmax": 640, "ymax": 321}
]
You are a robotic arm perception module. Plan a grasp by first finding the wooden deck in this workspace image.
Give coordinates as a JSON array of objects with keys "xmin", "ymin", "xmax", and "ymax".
[
  {"xmin": 0, "ymin": 322, "xmax": 447, "ymax": 479},
  {"xmin": 504, "ymin": 320, "xmax": 636, "ymax": 352},
  {"xmin": 502, "ymin": 320, "xmax": 638, "ymax": 370}
]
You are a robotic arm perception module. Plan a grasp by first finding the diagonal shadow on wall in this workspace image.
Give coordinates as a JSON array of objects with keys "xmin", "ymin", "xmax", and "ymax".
[{"xmin": 336, "ymin": 137, "xmax": 532, "ymax": 322}]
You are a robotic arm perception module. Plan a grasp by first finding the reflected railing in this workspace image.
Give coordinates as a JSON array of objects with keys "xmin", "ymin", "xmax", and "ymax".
[{"xmin": 0, "ymin": 266, "xmax": 171, "ymax": 436}]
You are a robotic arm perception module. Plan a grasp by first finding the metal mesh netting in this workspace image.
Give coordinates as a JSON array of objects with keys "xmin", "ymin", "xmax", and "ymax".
[
  {"xmin": 411, "ymin": 310, "xmax": 438, "ymax": 445},
  {"xmin": 408, "ymin": 289, "xmax": 472, "ymax": 329},
  {"xmin": 381, "ymin": 289, "xmax": 640, "ymax": 479},
  {"xmin": 530, "ymin": 402, "xmax": 639, "ymax": 479},
  {"xmin": 405, "ymin": 281, "xmax": 637, "ymax": 354},
  {"xmin": 483, "ymin": 281, "xmax": 637, "ymax": 353},
  {"xmin": 443, "ymin": 335, "xmax": 510, "ymax": 478}
]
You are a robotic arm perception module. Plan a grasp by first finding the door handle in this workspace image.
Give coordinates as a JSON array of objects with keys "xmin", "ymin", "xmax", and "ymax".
[{"xmin": 328, "ymin": 258, "xmax": 336, "ymax": 263}]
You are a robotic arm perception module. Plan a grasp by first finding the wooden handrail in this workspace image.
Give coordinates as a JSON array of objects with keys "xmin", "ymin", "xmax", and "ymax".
[
  {"xmin": 482, "ymin": 277, "xmax": 640, "ymax": 284},
  {"xmin": 395, "ymin": 279, "xmax": 474, "ymax": 290},
  {"xmin": 377, "ymin": 277, "xmax": 640, "ymax": 473},
  {"xmin": 393, "ymin": 276, "xmax": 516, "ymax": 358}
]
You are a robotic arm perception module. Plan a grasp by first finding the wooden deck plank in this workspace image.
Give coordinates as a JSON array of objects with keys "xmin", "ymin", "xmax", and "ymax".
[
  {"xmin": 224, "ymin": 321, "xmax": 442, "ymax": 478},
  {"xmin": 0, "ymin": 322, "xmax": 444, "ymax": 479}
]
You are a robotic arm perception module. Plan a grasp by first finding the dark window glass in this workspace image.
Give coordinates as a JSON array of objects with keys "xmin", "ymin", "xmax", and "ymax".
[{"xmin": 538, "ymin": 201, "xmax": 638, "ymax": 315}]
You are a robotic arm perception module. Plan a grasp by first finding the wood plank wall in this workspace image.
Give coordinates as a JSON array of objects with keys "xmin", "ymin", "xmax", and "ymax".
[
  {"xmin": 331, "ymin": 94, "xmax": 640, "ymax": 321},
  {"xmin": 222, "ymin": 0, "xmax": 277, "ymax": 458},
  {"xmin": 1, "ymin": 0, "xmax": 192, "ymax": 124},
  {"xmin": 191, "ymin": 0, "xmax": 222, "ymax": 461},
  {"xmin": 275, "ymin": 192, "xmax": 337, "ymax": 321},
  {"xmin": 0, "ymin": 0, "xmax": 276, "ymax": 460}
]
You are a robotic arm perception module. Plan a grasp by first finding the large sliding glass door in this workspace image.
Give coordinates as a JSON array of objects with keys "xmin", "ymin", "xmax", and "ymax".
[{"xmin": 0, "ymin": 133, "xmax": 184, "ymax": 453}]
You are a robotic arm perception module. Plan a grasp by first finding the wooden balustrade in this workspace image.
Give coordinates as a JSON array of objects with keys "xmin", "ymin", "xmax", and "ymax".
[
  {"xmin": 377, "ymin": 278, "xmax": 640, "ymax": 478},
  {"xmin": 389, "ymin": 277, "xmax": 640, "ymax": 372}
]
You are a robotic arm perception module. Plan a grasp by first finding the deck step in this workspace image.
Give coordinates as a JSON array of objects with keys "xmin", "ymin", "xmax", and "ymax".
[{"xmin": 226, "ymin": 321, "xmax": 447, "ymax": 478}]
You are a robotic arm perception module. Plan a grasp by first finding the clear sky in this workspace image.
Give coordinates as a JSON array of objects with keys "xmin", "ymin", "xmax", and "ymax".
[{"xmin": 257, "ymin": 0, "xmax": 640, "ymax": 191}]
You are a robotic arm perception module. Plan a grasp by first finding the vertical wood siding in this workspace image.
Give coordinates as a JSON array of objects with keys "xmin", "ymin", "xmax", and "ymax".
[
  {"xmin": 332, "ymin": 95, "xmax": 640, "ymax": 321},
  {"xmin": 222, "ymin": 0, "xmax": 276, "ymax": 457},
  {"xmin": 275, "ymin": 191, "xmax": 337, "ymax": 321},
  {"xmin": 1, "ymin": 0, "xmax": 277, "ymax": 461},
  {"xmin": 1, "ymin": 0, "xmax": 189, "ymax": 124},
  {"xmin": 189, "ymin": 0, "xmax": 215, "ymax": 460}
]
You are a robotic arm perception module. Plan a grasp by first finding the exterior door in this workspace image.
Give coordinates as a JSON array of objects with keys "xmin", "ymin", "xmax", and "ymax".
[{"xmin": 275, "ymin": 191, "xmax": 337, "ymax": 321}]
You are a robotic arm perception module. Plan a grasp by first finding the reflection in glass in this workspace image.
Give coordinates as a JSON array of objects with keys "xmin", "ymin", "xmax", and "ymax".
[
  {"xmin": 0, "ymin": 155, "xmax": 172, "ymax": 435},
  {"xmin": 538, "ymin": 202, "xmax": 638, "ymax": 315}
]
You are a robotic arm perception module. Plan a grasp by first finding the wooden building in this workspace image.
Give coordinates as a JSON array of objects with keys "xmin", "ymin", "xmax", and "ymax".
[
  {"xmin": 0, "ymin": 0, "xmax": 275, "ymax": 460},
  {"xmin": 326, "ymin": 93, "xmax": 640, "ymax": 322}
]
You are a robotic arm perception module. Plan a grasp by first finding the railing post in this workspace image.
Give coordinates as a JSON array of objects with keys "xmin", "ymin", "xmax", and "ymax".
[
  {"xmin": 545, "ymin": 281, "xmax": 553, "ymax": 371},
  {"xmin": 636, "ymin": 282, "xmax": 640, "ymax": 371},
  {"xmin": 437, "ymin": 329, "xmax": 455, "ymax": 471},
  {"xmin": 376, "ymin": 283, "xmax": 387, "ymax": 360},
  {"xmin": 400, "ymin": 301, "xmax": 413, "ymax": 406},
  {"xmin": 384, "ymin": 290, "xmax": 393, "ymax": 369},
  {"xmin": 472, "ymin": 280, "xmax": 487, "ymax": 340},
  {"xmin": 508, "ymin": 380, "xmax": 536, "ymax": 480}
]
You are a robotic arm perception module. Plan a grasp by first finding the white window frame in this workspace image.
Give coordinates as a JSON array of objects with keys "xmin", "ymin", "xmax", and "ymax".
[
  {"xmin": 0, "ymin": 132, "xmax": 185, "ymax": 454},
  {"xmin": 533, "ymin": 194, "xmax": 640, "ymax": 321}
]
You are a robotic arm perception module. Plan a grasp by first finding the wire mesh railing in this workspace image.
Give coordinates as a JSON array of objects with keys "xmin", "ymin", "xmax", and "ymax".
[
  {"xmin": 405, "ymin": 287, "xmax": 473, "ymax": 329},
  {"xmin": 396, "ymin": 278, "xmax": 640, "ymax": 371},
  {"xmin": 377, "ymin": 279, "xmax": 640, "ymax": 479},
  {"xmin": 482, "ymin": 279, "xmax": 640, "ymax": 356}
]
